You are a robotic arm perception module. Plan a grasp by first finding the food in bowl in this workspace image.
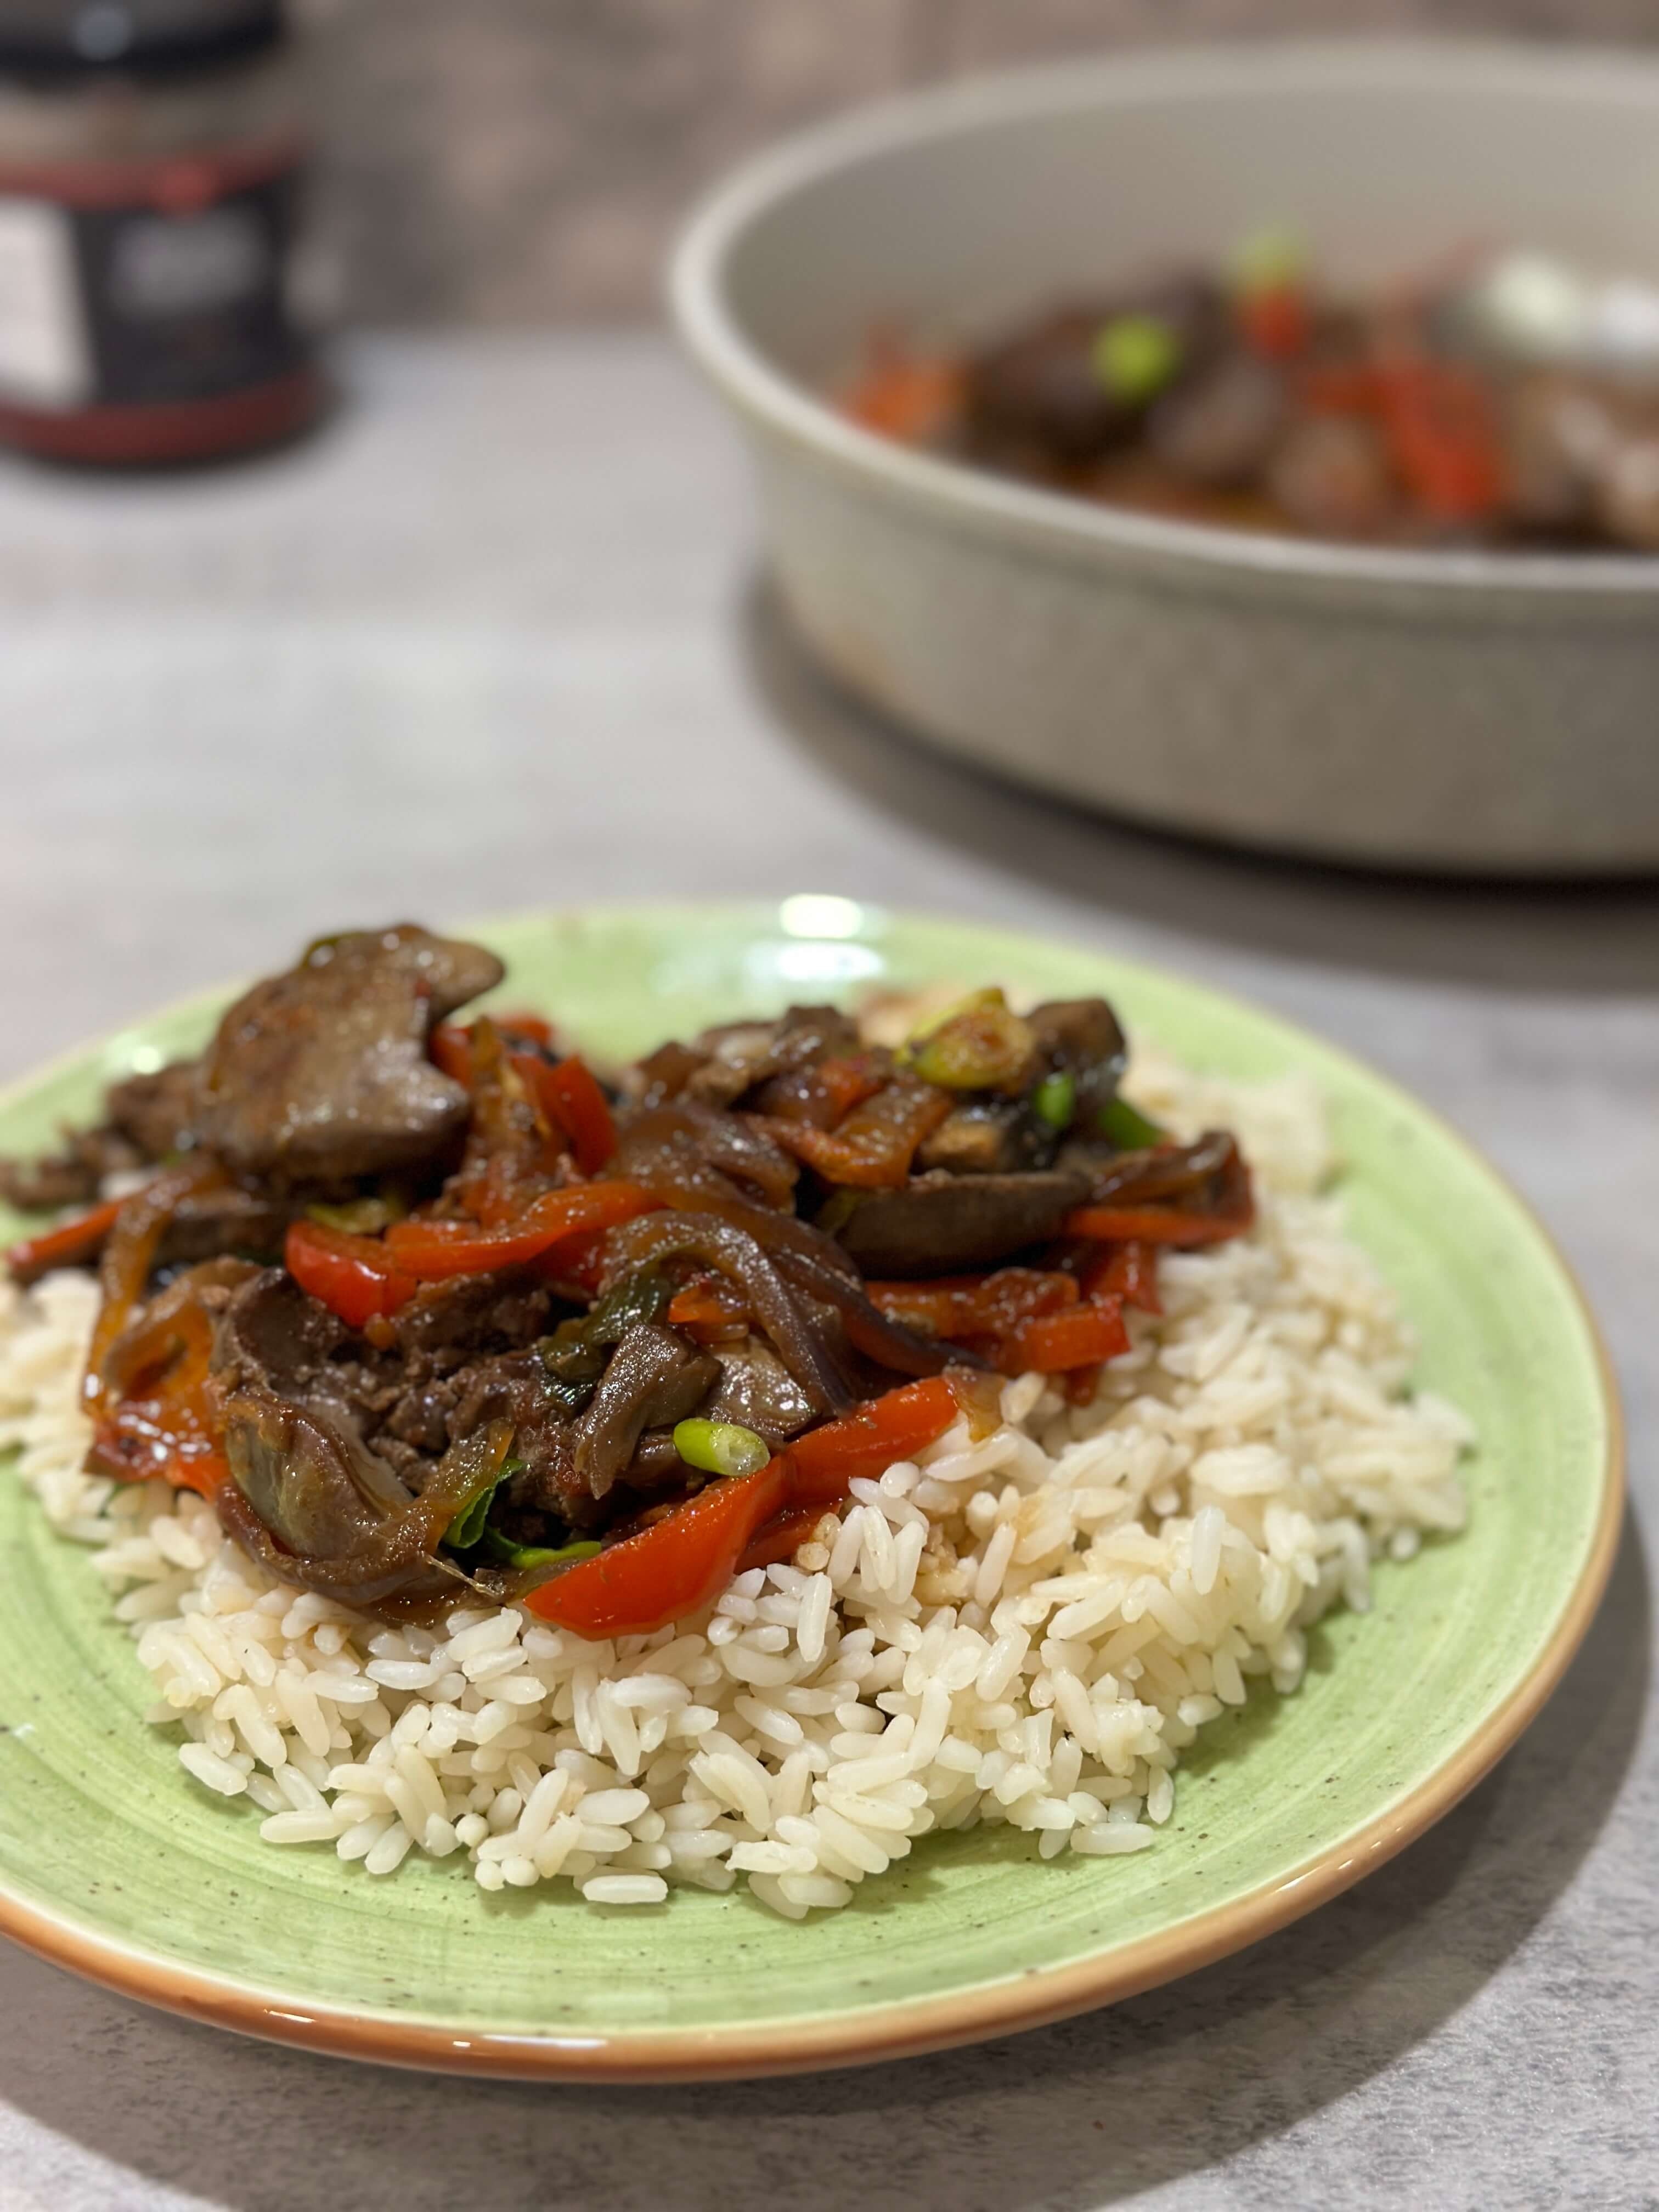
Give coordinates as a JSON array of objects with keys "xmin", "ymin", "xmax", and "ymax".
[
  {"xmin": 0, "ymin": 924, "xmax": 1470, "ymax": 1914},
  {"xmin": 845, "ymin": 236, "xmax": 1659, "ymax": 549},
  {"xmin": 673, "ymin": 45, "xmax": 1659, "ymax": 868}
]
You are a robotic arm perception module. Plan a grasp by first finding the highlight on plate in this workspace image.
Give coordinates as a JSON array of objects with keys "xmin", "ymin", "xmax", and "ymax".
[
  {"xmin": 0, "ymin": 925, "xmax": 1472, "ymax": 1916},
  {"xmin": 845, "ymin": 232, "xmax": 1659, "ymax": 549}
]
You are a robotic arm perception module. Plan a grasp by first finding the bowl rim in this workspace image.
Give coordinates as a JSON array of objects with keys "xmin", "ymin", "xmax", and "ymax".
[{"xmin": 669, "ymin": 36, "xmax": 1659, "ymax": 604}]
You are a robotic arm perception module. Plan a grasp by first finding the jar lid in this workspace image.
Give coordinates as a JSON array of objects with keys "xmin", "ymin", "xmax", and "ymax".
[{"xmin": 0, "ymin": 1, "xmax": 284, "ymax": 79}]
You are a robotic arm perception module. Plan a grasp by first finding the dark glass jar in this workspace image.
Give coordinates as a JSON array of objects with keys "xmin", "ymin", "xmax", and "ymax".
[{"xmin": 0, "ymin": 1, "xmax": 320, "ymax": 464}]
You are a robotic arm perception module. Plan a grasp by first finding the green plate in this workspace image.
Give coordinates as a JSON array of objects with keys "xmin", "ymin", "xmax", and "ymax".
[{"xmin": 0, "ymin": 903, "xmax": 1622, "ymax": 2079}]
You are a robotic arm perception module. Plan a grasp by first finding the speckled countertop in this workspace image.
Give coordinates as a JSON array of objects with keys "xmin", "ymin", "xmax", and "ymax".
[{"xmin": 0, "ymin": 336, "xmax": 1653, "ymax": 2212}]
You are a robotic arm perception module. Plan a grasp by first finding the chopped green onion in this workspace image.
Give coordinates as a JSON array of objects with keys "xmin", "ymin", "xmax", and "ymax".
[
  {"xmin": 444, "ymin": 1457, "xmax": 522, "ymax": 1552},
  {"xmin": 1032, "ymin": 1070, "xmax": 1076, "ymax": 1131},
  {"xmin": 672, "ymin": 1419, "xmax": 772, "ymax": 1479},
  {"xmin": 481, "ymin": 1528, "xmax": 602, "ymax": 1571},
  {"xmin": 815, "ymin": 1188, "xmax": 864, "ymax": 1235},
  {"xmin": 539, "ymin": 1267, "xmax": 674, "ymax": 1416},
  {"xmin": 1233, "ymin": 223, "xmax": 1307, "ymax": 296},
  {"xmin": 1096, "ymin": 1096, "xmax": 1166, "ymax": 1150},
  {"xmin": 306, "ymin": 1194, "xmax": 398, "ymax": 1234},
  {"xmin": 1090, "ymin": 314, "xmax": 1182, "ymax": 403},
  {"xmin": 905, "ymin": 988, "xmax": 1036, "ymax": 1091},
  {"xmin": 905, "ymin": 985, "xmax": 1005, "ymax": 1043}
]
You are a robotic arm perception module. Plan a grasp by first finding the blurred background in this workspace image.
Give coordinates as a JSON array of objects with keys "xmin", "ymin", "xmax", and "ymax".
[{"xmin": 301, "ymin": 0, "xmax": 1659, "ymax": 324}]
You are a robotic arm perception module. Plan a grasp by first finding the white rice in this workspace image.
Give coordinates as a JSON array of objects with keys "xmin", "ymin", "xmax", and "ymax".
[{"xmin": 0, "ymin": 1052, "xmax": 1472, "ymax": 1916}]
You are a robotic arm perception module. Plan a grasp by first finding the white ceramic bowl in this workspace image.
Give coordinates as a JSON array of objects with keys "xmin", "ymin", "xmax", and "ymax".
[{"xmin": 671, "ymin": 41, "xmax": 1659, "ymax": 875}]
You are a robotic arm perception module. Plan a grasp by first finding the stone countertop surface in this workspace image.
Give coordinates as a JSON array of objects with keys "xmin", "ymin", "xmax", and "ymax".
[{"xmin": 0, "ymin": 335, "xmax": 1652, "ymax": 2212}]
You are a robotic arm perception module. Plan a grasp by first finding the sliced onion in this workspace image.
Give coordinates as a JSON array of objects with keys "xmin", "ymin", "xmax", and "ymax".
[
  {"xmin": 610, "ymin": 1109, "xmax": 859, "ymax": 1280},
  {"xmin": 774, "ymin": 1248, "xmax": 992, "ymax": 1379},
  {"xmin": 1087, "ymin": 1131, "xmax": 1237, "ymax": 1205},
  {"xmin": 218, "ymin": 1401, "xmax": 514, "ymax": 1609},
  {"xmin": 602, "ymin": 1210, "xmax": 855, "ymax": 1415}
]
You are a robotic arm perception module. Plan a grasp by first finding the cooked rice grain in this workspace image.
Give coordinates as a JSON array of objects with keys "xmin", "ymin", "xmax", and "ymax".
[{"xmin": 0, "ymin": 1057, "xmax": 1471, "ymax": 1914}]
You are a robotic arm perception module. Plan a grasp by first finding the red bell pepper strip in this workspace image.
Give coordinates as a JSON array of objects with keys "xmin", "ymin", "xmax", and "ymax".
[
  {"xmin": 385, "ymin": 1181, "xmax": 661, "ymax": 1279},
  {"xmin": 992, "ymin": 1298, "xmax": 1127, "ymax": 1375},
  {"xmin": 1062, "ymin": 1204, "xmax": 1249, "ymax": 1247},
  {"xmin": 527, "ymin": 1462, "xmax": 792, "ymax": 1638},
  {"xmin": 737, "ymin": 1503, "xmax": 830, "ymax": 1576},
  {"xmin": 666, "ymin": 1277, "xmax": 750, "ymax": 1338},
  {"xmin": 437, "ymin": 1017, "xmax": 614, "ymax": 1178},
  {"xmin": 1375, "ymin": 357, "xmax": 1505, "ymax": 523},
  {"xmin": 844, "ymin": 341, "xmax": 963, "ymax": 444},
  {"xmin": 430, "ymin": 1023, "xmax": 475, "ymax": 1084},
  {"xmin": 756, "ymin": 1080, "xmax": 953, "ymax": 1190},
  {"xmin": 1299, "ymin": 352, "xmax": 1507, "ymax": 522},
  {"xmin": 534, "ymin": 1226, "xmax": 610, "ymax": 1300},
  {"xmin": 84, "ymin": 1162, "xmax": 221, "ymax": 1418},
  {"xmin": 436, "ymin": 1014, "xmax": 574, "ymax": 1078},
  {"xmin": 527, "ymin": 1056, "xmax": 617, "ymax": 1176},
  {"xmin": 1301, "ymin": 362, "xmax": 1384, "ymax": 415},
  {"xmin": 286, "ymin": 1220, "xmax": 418, "ymax": 1329},
  {"xmin": 6, "ymin": 1193, "xmax": 128, "ymax": 1286},
  {"xmin": 449, "ymin": 1022, "xmax": 566, "ymax": 1225},
  {"xmin": 783, "ymin": 1375, "xmax": 962, "ymax": 1506},
  {"xmin": 866, "ymin": 1268, "xmax": 1101, "ymax": 1377},
  {"xmin": 1080, "ymin": 1238, "xmax": 1162, "ymax": 1316},
  {"xmin": 866, "ymin": 1267, "xmax": 1078, "ymax": 1341},
  {"xmin": 1238, "ymin": 283, "xmax": 1311, "ymax": 359},
  {"xmin": 527, "ymin": 1376, "xmax": 961, "ymax": 1638},
  {"xmin": 93, "ymin": 1408, "xmax": 228, "ymax": 1500},
  {"xmin": 496, "ymin": 1011, "xmax": 555, "ymax": 1049},
  {"xmin": 814, "ymin": 1055, "xmax": 891, "ymax": 1125},
  {"xmin": 757, "ymin": 1052, "xmax": 890, "ymax": 1130},
  {"xmin": 88, "ymin": 1293, "xmax": 230, "ymax": 1499}
]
